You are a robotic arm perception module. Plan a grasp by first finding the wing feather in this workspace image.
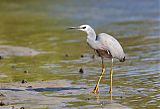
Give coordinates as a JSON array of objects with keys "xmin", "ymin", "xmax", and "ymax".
[{"xmin": 96, "ymin": 33, "xmax": 125, "ymax": 60}]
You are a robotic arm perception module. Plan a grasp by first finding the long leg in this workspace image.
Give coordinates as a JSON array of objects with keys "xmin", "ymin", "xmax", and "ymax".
[
  {"xmin": 109, "ymin": 58, "xmax": 113, "ymax": 94},
  {"xmin": 92, "ymin": 58, "xmax": 105, "ymax": 94}
]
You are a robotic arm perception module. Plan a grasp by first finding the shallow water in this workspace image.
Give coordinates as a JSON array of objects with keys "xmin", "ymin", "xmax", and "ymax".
[{"xmin": 0, "ymin": 0, "xmax": 159, "ymax": 109}]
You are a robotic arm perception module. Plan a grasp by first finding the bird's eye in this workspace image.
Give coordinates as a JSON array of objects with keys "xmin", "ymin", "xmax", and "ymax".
[{"xmin": 82, "ymin": 26, "xmax": 86, "ymax": 29}]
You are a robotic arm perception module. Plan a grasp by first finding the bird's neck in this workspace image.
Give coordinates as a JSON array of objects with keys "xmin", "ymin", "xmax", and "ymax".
[
  {"xmin": 86, "ymin": 28, "xmax": 97, "ymax": 41},
  {"xmin": 86, "ymin": 29, "xmax": 97, "ymax": 49}
]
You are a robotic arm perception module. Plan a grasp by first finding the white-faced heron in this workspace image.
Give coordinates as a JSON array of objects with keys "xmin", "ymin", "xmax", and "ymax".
[{"xmin": 68, "ymin": 25, "xmax": 125, "ymax": 94}]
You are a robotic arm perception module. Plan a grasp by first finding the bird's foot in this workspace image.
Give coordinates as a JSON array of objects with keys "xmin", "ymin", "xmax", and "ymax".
[{"xmin": 92, "ymin": 85, "xmax": 99, "ymax": 94}]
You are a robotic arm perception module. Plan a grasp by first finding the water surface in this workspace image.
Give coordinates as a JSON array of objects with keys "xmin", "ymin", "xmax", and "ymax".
[{"xmin": 0, "ymin": 0, "xmax": 159, "ymax": 109}]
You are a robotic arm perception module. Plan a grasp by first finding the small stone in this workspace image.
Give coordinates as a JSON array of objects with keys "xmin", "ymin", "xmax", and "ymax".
[
  {"xmin": 24, "ymin": 70, "xmax": 28, "ymax": 73},
  {"xmin": 79, "ymin": 68, "xmax": 84, "ymax": 74},
  {"xmin": 0, "ymin": 101, "xmax": 5, "ymax": 106},
  {"xmin": 65, "ymin": 54, "xmax": 69, "ymax": 57},
  {"xmin": 80, "ymin": 54, "xmax": 84, "ymax": 58},
  {"xmin": 120, "ymin": 96, "xmax": 123, "ymax": 99},
  {"xmin": 21, "ymin": 80, "xmax": 27, "ymax": 84},
  {"xmin": 87, "ymin": 98, "xmax": 90, "ymax": 100}
]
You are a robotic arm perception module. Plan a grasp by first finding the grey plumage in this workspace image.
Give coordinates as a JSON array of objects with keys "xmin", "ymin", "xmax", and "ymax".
[{"xmin": 95, "ymin": 33, "xmax": 125, "ymax": 62}]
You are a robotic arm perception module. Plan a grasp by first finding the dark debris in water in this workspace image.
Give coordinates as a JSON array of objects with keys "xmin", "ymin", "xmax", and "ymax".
[
  {"xmin": 0, "ymin": 101, "xmax": 5, "ymax": 106},
  {"xmin": 0, "ymin": 56, "xmax": 3, "ymax": 60},
  {"xmin": 80, "ymin": 54, "xmax": 84, "ymax": 58},
  {"xmin": 24, "ymin": 70, "xmax": 29, "ymax": 73},
  {"xmin": 79, "ymin": 68, "xmax": 84, "ymax": 74},
  {"xmin": 20, "ymin": 107, "xmax": 25, "ymax": 109},
  {"xmin": 65, "ymin": 54, "xmax": 69, "ymax": 57},
  {"xmin": 0, "ymin": 93, "xmax": 5, "ymax": 97},
  {"xmin": 21, "ymin": 80, "xmax": 27, "ymax": 84},
  {"xmin": 86, "ymin": 98, "xmax": 90, "ymax": 100}
]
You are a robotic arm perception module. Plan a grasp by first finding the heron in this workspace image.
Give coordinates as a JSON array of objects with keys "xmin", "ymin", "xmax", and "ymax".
[{"xmin": 68, "ymin": 25, "xmax": 125, "ymax": 94}]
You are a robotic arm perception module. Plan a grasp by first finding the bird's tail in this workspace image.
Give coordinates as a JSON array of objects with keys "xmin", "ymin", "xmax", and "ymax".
[{"xmin": 120, "ymin": 56, "xmax": 125, "ymax": 62}]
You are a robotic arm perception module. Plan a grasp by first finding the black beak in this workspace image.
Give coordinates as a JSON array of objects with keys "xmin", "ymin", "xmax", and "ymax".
[{"xmin": 67, "ymin": 27, "xmax": 81, "ymax": 30}]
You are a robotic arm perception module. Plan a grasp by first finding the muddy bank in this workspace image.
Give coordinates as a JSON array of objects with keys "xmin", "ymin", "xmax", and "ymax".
[
  {"xmin": 0, "ymin": 80, "xmax": 130, "ymax": 109},
  {"xmin": 0, "ymin": 80, "xmax": 78, "ymax": 109}
]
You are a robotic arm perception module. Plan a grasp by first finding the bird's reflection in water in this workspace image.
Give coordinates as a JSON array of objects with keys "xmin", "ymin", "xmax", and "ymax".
[
  {"xmin": 96, "ymin": 93, "xmax": 100, "ymax": 102},
  {"xmin": 110, "ymin": 92, "xmax": 113, "ymax": 101},
  {"xmin": 95, "ymin": 92, "xmax": 113, "ymax": 105}
]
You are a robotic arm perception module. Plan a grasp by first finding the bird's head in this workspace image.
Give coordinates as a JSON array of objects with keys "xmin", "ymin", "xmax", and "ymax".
[{"xmin": 68, "ymin": 25, "xmax": 92, "ymax": 33}]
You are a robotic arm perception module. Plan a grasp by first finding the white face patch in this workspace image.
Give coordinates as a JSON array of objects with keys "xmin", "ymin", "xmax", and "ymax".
[{"xmin": 79, "ymin": 25, "xmax": 91, "ymax": 32}]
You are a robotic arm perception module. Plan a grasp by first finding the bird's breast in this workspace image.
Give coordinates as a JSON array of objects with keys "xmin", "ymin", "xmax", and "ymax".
[{"xmin": 95, "ymin": 49, "xmax": 112, "ymax": 58}]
